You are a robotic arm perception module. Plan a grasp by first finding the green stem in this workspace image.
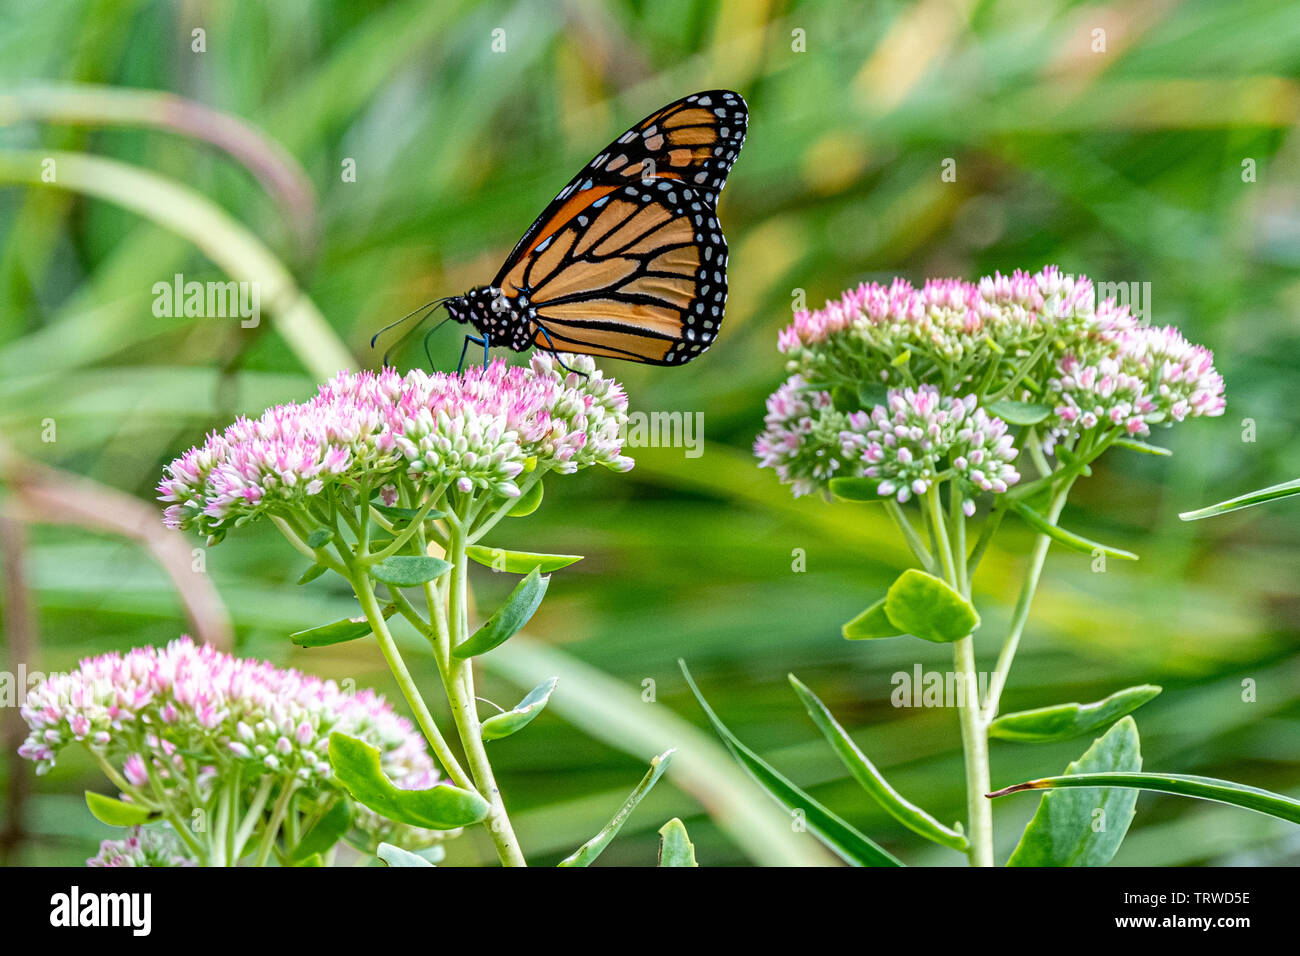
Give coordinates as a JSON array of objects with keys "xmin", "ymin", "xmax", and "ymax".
[
  {"xmin": 230, "ymin": 775, "xmax": 273, "ymax": 863},
  {"xmin": 953, "ymin": 633, "xmax": 992, "ymax": 866},
  {"xmin": 365, "ymin": 487, "xmax": 445, "ymax": 561},
  {"xmin": 348, "ymin": 565, "xmax": 474, "ymax": 791},
  {"xmin": 884, "ymin": 500, "xmax": 935, "ymax": 573},
  {"xmin": 981, "ymin": 480, "xmax": 1074, "ymax": 723},
  {"xmin": 444, "ymin": 524, "xmax": 527, "ymax": 867},
  {"xmin": 253, "ymin": 781, "xmax": 299, "ymax": 867}
]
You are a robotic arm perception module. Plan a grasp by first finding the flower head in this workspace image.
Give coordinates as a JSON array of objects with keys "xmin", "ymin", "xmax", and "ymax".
[
  {"xmin": 762, "ymin": 266, "xmax": 1225, "ymax": 494},
  {"xmin": 88, "ymin": 826, "xmax": 194, "ymax": 867},
  {"xmin": 842, "ymin": 386, "xmax": 1019, "ymax": 510},
  {"xmin": 20, "ymin": 636, "xmax": 443, "ymax": 851},
  {"xmin": 159, "ymin": 355, "xmax": 633, "ymax": 539}
]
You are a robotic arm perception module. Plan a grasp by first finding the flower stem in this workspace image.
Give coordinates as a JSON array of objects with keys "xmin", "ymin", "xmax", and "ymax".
[
  {"xmin": 347, "ymin": 566, "xmax": 474, "ymax": 792},
  {"xmin": 953, "ymin": 633, "xmax": 992, "ymax": 866},
  {"xmin": 981, "ymin": 480, "xmax": 1073, "ymax": 723},
  {"xmin": 444, "ymin": 525, "xmax": 527, "ymax": 867}
]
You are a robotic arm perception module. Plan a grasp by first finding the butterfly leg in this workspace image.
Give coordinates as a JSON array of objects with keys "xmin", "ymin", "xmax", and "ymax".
[
  {"xmin": 457, "ymin": 333, "xmax": 490, "ymax": 373},
  {"xmin": 533, "ymin": 325, "xmax": 589, "ymax": 379}
]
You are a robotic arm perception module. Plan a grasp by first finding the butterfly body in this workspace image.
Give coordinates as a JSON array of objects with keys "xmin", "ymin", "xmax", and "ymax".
[{"xmin": 441, "ymin": 90, "xmax": 748, "ymax": 367}]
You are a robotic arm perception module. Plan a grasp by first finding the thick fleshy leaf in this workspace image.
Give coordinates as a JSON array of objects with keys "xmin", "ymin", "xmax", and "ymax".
[
  {"xmin": 1113, "ymin": 438, "xmax": 1172, "ymax": 456},
  {"xmin": 1012, "ymin": 502, "xmax": 1138, "ymax": 560},
  {"xmin": 290, "ymin": 609, "xmax": 392, "ymax": 648},
  {"xmin": 990, "ymin": 772, "xmax": 1300, "ymax": 824},
  {"xmin": 789, "ymin": 675, "xmax": 967, "ymax": 852},
  {"xmin": 558, "ymin": 749, "xmax": 675, "ymax": 867},
  {"xmin": 85, "ymin": 791, "xmax": 153, "ymax": 826},
  {"xmin": 1005, "ymin": 717, "xmax": 1142, "ymax": 867},
  {"xmin": 376, "ymin": 842, "xmax": 435, "ymax": 867},
  {"xmin": 884, "ymin": 569, "xmax": 979, "ymax": 643},
  {"xmin": 842, "ymin": 598, "xmax": 904, "ymax": 640},
  {"xmin": 509, "ymin": 479, "xmax": 545, "ymax": 517},
  {"xmin": 288, "ymin": 798, "xmax": 352, "ymax": 864},
  {"xmin": 828, "ymin": 476, "xmax": 883, "ymax": 502},
  {"xmin": 989, "ymin": 685, "xmax": 1162, "ymax": 743},
  {"xmin": 987, "ymin": 400, "xmax": 1052, "ymax": 425},
  {"xmin": 481, "ymin": 676, "xmax": 558, "ymax": 741},
  {"xmin": 657, "ymin": 818, "xmax": 698, "ymax": 867},
  {"xmin": 680, "ymin": 662, "xmax": 902, "ymax": 867},
  {"xmin": 328, "ymin": 733, "xmax": 489, "ymax": 830},
  {"xmin": 370, "ymin": 555, "xmax": 453, "ymax": 587},
  {"xmin": 453, "ymin": 568, "xmax": 549, "ymax": 659},
  {"xmin": 1179, "ymin": 477, "xmax": 1300, "ymax": 521},
  {"xmin": 296, "ymin": 563, "xmax": 329, "ymax": 585},
  {"xmin": 370, "ymin": 501, "xmax": 447, "ymax": 522},
  {"xmin": 465, "ymin": 546, "xmax": 582, "ymax": 574}
]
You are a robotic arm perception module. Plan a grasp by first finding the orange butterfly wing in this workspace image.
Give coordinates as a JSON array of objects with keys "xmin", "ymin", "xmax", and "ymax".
[{"xmin": 491, "ymin": 90, "xmax": 747, "ymax": 365}]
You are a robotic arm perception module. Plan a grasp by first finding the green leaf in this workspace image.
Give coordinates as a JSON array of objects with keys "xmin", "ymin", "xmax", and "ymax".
[
  {"xmin": 1011, "ymin": 501, "xmax": 1138, "ymax": 561},
  {"xmin": 884, "ymin": 569, "xmax": 979, "ymax": 643},
  {"xmin": 288, "ymin": 798, "xmax": 352, "ymax": 864},
  {"xmin": 328, "ymin": 732, "xmax": 489, "ymax": 830},
  {"xmin": 370, "ymin": 502, "xmax": 446, "ymax": 522},
  {"xmin": 680, "ymin": 661, "xmax": 902, "ymax": 867},
  {"xmin": 481, "ymin": 676, "xmax": 558, "ymax": 741},
  {"xmin": 990, "ymin": 772, "xmax": 1300, "ymax": 825},
  {"xmin": 465, "ymin": 546, "xmax": 583, "ymax": 574},
  {"xmin": 290, "ymin": 608, "xmax": 393, "ymax": 648},
  {"xmin": 831, "ymin": 384, "xmax": 860, "ymax": 413},
  {"xmin": 1113, "ymin": 438, "xmax": 1172, "ymax": 456},
  {"xmin": 509, "ymin": 479, "xmax": 545, "ymax": 517},
  {"xmin": 453, "ymin": 568, "xmax": 549, "ymax": 659},
  {"xmin": 1179, "ymin": 477, "xmax": 1300, "ymax": 521},
  {"xmin": 558, "ymin": 749, "xmax": 675, "ymax": 867},
  {"xmin": 296, "ymin": 563, "xmax": 329, "ymax": 586},
  {"xmin": 1005, "ymin": 717, "xmax": 1142, "ymax": 867},
  {"xmin": 987, "ymin": 400, "xmax": 1052, "ymax": 425},
  {"xmin": 828, "ymin": 476, "xmax": 883, "ymax": 502},
  {"xmin": 85, "ymin": 791, "xmax": 153, "ymax": 826},
  {"xmin": 657, "ymin": 818, "xmax": 698, "ymax": 867},
  {"xmin": 376, "ymin": 842, "xmax": 436, "ymax": 867},
  {"xmin": 842, "ymin": 597, "xmax": 904, "ymax": 640},
  {"xmin": 989, "ymin": 685, "xmax": 1162, "ymax": 743},
  {"xmin": 305, "ymin": 528, "xmax": 334, "ymax": 548},
  {"xmin": 370, "ymin": 555, "xmax": 453, "ymax": 587},
  {"xmin": 788, "ymin": 675, "xmax": 967, "ymax": 852}
]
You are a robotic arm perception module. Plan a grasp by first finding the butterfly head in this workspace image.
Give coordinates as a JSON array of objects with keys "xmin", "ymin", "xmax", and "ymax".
[{"xmin": 445, "ymin": 286, "xmax": 535, "ymax": 351}]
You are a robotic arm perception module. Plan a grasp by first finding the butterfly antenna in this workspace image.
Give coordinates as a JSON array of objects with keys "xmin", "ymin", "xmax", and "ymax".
[
  {"xmin": 422, "ymin": 316, "xmax": 454, "ymax": 370},
  {"xmin": 375, "ymin": 298, "xmax": 451, "ymax": 366}
]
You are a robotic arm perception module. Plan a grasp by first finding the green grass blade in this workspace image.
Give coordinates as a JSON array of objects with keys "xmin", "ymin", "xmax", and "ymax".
[
  {"xmin": 558, "ymin": 749, "xmax": 674, "ymax": 867},
  {"xmin": 990, "ymin": 772, "xmax": 1300, "ymax": 824},
  {"xmin": 681, "ymin": 661, "xmax": 903, "ymax": 867},
  {"xmin": 1179, "ymin": 478, "xmax": 1300, "ymax": 521},
  {"xmin": 789, "ymin": 675, "xmax": 967, "ymax": 852}
]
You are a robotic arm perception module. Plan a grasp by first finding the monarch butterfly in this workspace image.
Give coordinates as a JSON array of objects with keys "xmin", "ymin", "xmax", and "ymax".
[{"xmin": 380, "ymin": 90, "xmax": 748, "ymax": 368}]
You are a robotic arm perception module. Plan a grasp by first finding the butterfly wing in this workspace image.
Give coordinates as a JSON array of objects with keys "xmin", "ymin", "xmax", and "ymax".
[{"xmin": 492, "ymin": 90, "xmax": 747, "ymax": 365}]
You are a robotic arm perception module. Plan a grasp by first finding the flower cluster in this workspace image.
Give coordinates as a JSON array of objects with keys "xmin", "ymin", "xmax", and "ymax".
[
  {"xmin": 88, "ymin": 826, "xmax": 194, "ymax": 868},
  {"xmin": 842, "ymin": 386, "xmax": 1019, "ymax": 510},
  {"xmin": 159, "ymin": 355, "xmax": 633, "ymax": 539},
  {"xmin": 20, "ymin": 636, "xmax": 442, "ymax": 853},
  {"xmin": 756, "ymin": 382, "xmax": 1019, "ymax": 508},
  {"xmin": 760, "ymin": 266, "xmax": 1226, "ymax": 498}
]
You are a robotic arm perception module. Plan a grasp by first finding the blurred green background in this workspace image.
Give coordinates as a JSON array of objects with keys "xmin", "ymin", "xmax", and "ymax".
[{"xmin": 2, "ymin": 0, "xmax": 1298, "ymax": 866}]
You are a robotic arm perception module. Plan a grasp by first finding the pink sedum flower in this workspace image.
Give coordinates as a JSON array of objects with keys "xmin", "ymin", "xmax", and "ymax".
[
  {"xmin": 20, "ymin": 636, "xmax": 443, "ymax": 851},
  {"xmin": 88, "ymin": 826, "xmax": 194, "ymax": 868},
  {"xmin": 842, "ymin": 386, "xmax": 1019, "ymax": 510},
  {"xmin": 159, "ymin": 355, "xmax": 632, "ymax": 539}
]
